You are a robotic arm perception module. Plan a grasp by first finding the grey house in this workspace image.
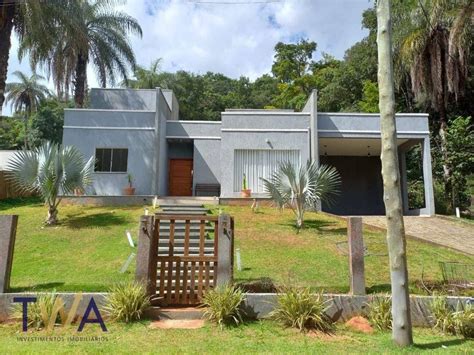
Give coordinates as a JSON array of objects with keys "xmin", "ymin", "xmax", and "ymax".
[{"xmin": 62, "ymin": 88, "xmax": 435, "ymax": 216}]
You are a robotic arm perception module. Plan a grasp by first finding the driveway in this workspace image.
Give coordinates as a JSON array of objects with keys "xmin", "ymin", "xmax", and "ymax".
[{"xmin": 362, "ymin": 216, "xmax": 474, "ymax": 255}]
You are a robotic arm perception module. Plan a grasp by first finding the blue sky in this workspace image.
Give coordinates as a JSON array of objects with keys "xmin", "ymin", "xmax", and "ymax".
[{"xmin": 2, "ymin": 0, "xmax": 373, "ymax": 115}]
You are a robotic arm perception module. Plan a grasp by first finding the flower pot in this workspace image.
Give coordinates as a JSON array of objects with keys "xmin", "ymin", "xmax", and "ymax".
[
  {"xmin": 241, "ymin": 189, "xmax": 252, "ymax": 198},
  {"xmin": 123, "ymin": 187, "xmax": 136, "ymax": 196}
]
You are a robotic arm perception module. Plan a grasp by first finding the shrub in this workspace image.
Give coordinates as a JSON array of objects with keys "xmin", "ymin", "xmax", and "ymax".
[
  {"xmin": 12, "ymin": 293, "xmax": 58, "ymax": 330},
  {"xmin": 431, "ymin": 296, "xmax": 474, "ymax": 338},
  {"xmin": 104, "ymin": 282, "xmax": 150, "ymax": 323},
  {"xmin": 201, "ymin": 284, "xmax": 245, "ymax": 328},
  {"xmin": 367, "ymin": 295, "xmax": 392, "ymax": 331},
  {"xmin": 270, "ymin": 287, "xmax": 333, "ymax": 332}
]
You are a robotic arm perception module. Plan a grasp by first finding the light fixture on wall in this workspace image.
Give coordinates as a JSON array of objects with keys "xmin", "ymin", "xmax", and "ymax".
[
  {"xmin": 265, "ymin": 138, "xmax": 273, "ymax": 149},
  {"xmin": 367, "ymin": 145, "xmax": 371, "ymax": 157},
  {"xmin": 324, "ymin": 145, "xmax": 328, "ymax": 156}
]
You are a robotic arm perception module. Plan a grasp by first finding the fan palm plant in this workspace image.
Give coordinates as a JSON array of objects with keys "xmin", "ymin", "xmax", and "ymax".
[
  {"xmin": 23, "ymin": 0, "xmax": 142, "ymax": 106},
  {"xmin": 5, "ymin": 70, "xmax": 50, "ymax": 148},
  {"xmin": 261, "ymin": 160, "xmax": 341, "ymax": 229},
  {"xmin": 7, "ymin": 141, "xmax": 94, "ymax": 225}
]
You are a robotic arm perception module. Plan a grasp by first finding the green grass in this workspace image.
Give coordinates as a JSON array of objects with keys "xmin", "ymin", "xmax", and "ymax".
[
  {"xmin": 0, "ymin": 320, "xmax": 472, "ymax": 353},
  {"xmin": 2, "ymin": 198, "xmax": 473, "ymax": 293}
]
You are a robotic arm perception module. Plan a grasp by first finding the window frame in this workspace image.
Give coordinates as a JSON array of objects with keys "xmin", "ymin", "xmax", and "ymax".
[{"xmin": 94, "ymin": 148, "xmax": 129, "ymax": 173}]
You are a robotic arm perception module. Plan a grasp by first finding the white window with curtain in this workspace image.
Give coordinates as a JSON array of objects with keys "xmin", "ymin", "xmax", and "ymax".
[{"xmin": 233, "ymin": 149, "xmax": 301, "ymax": 193}]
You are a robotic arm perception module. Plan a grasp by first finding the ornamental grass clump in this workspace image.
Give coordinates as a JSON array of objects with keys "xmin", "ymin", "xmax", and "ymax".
[
  {"xmin": 201, "ymin": 284, "xmax": 245, "ymax": 328},
  {"xmin": 270, "ymin": 287, "xmax": 333, "ymax": 332},
  {"xmin": 104, "ymin": 282, "xmax": 150, "ymax": 323},
  {"xmin": 367, "ymin": 295, "xmax": 392, "ymax": 331},
  {"xmin": 431, "ymin": 296, "xmax": 474, "ymax": 338}
]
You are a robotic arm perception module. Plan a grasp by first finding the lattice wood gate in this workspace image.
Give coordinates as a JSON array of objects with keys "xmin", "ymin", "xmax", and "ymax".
[{"xmin": 136, "ymin": 214, "xmax": 234, "ymax": 306}]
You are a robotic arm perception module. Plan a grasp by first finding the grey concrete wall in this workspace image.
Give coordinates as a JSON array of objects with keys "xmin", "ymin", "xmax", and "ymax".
[
  {"xmin": 63, "ymin": 110, "xmax": 156, "ymax": 195},
  {"xmin": 320, "ymin": 156, "xmax": 385, "ymax": 215},
  {"xmin": 156, "ymin": 89, "xmax": 171, "ymax": 196},
  {"xmin": 222, "ymin": 112, "xmax": 310, "ymax": 129},
  {"xmin": 166, "ymin": 121, "xmax": 221, "ymax": 138},
  {"xmin": 89, "ymin": 88, "xmax": 177, "ymax": 116},
  {"xmin": 318, "ymin": 113, "xmax": 429, "ymax": 138},
  {"xmin": 193, "ymin": 139, "xmax": 221, "ymax": 193},
  {"xmin": 90, "ymin": 88, "xmax": 157, "ymax": 110}
]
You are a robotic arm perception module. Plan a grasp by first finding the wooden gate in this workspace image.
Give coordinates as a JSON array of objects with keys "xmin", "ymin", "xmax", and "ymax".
[{"xmin": 136, "ymin": 214, "xmax": 234, "ymax": 306}]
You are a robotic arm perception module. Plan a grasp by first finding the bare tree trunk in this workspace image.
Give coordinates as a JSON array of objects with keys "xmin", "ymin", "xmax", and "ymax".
[
  {"xmin": 46, "ymin": 205, "xmax": 58, "ymax": 225},
  {"xmin": 0, "ymin": 2, "xmax": 15, "ymax": 116},
  {"xmin": 74, "ymin": 52, "xmax": 88, "ymax": 108},
  {"xmin": 376, "ymin": 0, "xmax": 413, "ymax": 347}
]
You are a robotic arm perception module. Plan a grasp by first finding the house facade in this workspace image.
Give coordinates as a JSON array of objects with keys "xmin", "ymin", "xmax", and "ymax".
[{"xmin": 62, "ymin": 87, "xmax": 435, "ymax": 216}]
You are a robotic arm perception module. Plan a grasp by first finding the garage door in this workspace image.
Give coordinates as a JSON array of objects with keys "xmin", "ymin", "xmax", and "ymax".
[{"xmin": 233, "ymin": 150, "xmax": 301, "ymax": 193}]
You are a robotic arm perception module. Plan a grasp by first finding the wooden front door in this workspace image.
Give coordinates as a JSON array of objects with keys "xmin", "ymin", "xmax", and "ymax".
[{"xmin": 169, "ymin": 159, "xmax": 193, "ymax": 196}]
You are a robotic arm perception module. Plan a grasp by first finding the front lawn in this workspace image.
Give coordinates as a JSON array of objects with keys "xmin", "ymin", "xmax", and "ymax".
[
  {"xmin": 0, "ymin": 321, "xmax": 472, "ymax": 354},
  {"xmin": 1, "ymin": 198, "xmax": 472, "ymax": 293}
]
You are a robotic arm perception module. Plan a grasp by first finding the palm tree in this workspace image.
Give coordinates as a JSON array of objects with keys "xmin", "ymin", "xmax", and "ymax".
[
  {"xmin": 260, "ymin": 160, "xmax": 341, "ymax": 229},
  {"xmin": 25, "ymin": 0, "xmax": 142, "ymax": 106},
  {"xmin": 5, "ymin": 70, "xmax": 50, "ymax": 148},
  {"xmin": 0, "ymin": 0, "xmax": 62, "ymax": 115},
  {"xmin": 7, "ymin": 141, "xmax": 94, "ymax": 225},
  {"xmin": 123, "ymin": 59, "xmax": 163, "ymax": 89},
  {"xmin": 397, "ymin": 0, "xmax": 473, "ymax": 206}
]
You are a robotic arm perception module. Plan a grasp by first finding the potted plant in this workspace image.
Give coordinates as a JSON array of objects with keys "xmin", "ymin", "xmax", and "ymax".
[
  {"xmin": 241, "ymin": 173, "xmax": 251, "ymax": 198},
  {"xmin": 123, "ymin": 174, "xmax": 136, "ymax": 195},
  {"xmin": 73, "ymin": 187, "xmax": 84, "ymax": 196}
]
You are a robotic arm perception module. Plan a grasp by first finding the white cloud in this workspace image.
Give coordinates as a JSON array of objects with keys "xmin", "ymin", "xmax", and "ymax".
[{"xmin": 2, "ymin": 0, "xmax": 372, "ymax": 115}]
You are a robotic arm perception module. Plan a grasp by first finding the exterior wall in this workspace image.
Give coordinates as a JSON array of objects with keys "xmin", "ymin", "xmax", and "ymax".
[
  {"xmin": 90, "ymin": 88, "xmax": 157, "ymax": 110},
  {"xmin": 320, "ymin": 156, "xmax": 385, "ymax": 215},
  {"xmin": 193, "ymin": 139, "xmax": 221, "ymax": 192},
  {"xmin": 220, "ymin": 112, "xmax": 311, "ymax": 197},
  {"xmin": 318, "ymin": 113, "xmax": 429, "ymax": 138},
  {"xmin": 156, "ymin": 89, "xmax": 172, "ymax": 196},
  {"xmin": 166, "ymin": 121, "xmax": 221, "ymax": 138}
]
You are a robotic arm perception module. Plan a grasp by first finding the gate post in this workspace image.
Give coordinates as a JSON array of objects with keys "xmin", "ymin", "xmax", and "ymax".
[
  {"xmin": 135, "ymin": 215, "xmax": 157, "ymax": 295},
  {"xmin": 217, "ymin": 214, "xmax": 233, "ymax": 287},
  {"xmin": 0, "ymin": 215, "xmax": 18, "ymax": 293},
  {"xmin": 347, "ymin": 216, "xmax": 366, "ymax": 295}
]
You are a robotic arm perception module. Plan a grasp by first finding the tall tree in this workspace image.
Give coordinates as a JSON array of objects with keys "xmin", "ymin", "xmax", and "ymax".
[
  {"xmin": 377, "ymin": 0, "xmax": 413, "ymax": 346},
  {"xmin": 5, "ymin": 70, "xmax": 49, "ymax": 148},
  {"xmin": 0, "ymin": 0, "xmax": 58, "ymax": 115},
  {"xmin": 397, "ymin": 0, "xmax": 473, "ymax": 207},
  {"xmin": 25, "ymin": 0, "xmax": 142, "ymax": 107},
  {"xmin": 271, "ymin": 40, "xmax": 317, "ymax": 110}
]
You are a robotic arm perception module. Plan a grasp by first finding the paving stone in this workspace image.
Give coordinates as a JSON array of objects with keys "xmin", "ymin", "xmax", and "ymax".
[
  {"xmin": 362, "ymin": 216, "xmax": 474, "ymax": 255},
  {"xmin": 149, "ymin": 319, "xmax": 205, "ymax": 329}
]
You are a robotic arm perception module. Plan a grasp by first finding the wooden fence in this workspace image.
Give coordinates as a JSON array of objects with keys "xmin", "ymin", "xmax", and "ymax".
[
  {"xmin": 0, "ymin": 171, "xmax": 31, "ymax": 200},
  {"xmin": 136, "ymin": 213, "xmax": 234, "ymax": 306}
]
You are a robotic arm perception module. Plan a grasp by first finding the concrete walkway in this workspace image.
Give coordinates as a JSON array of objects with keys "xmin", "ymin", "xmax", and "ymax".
[{"xmin": 362, "ymin": 216, "xmax": 474, "ymax": 255}]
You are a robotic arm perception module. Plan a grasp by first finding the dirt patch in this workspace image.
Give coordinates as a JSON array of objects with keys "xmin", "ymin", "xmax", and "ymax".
[
  {"xmin": 345, "ymin": 316, "xmax": 373, "ymax": 334},
  {"xmin": 149, "ymin": 319, "xmax": 205, "ymax": 329},
  {"xmin": 306, "ymin": 330, "xmax": 349, "ymax": 341}
]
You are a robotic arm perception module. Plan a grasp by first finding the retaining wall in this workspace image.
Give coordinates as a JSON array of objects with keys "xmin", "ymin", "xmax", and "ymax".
[{"xmin": 1, "ymin": 292, "xmax": 471, "ymax": 327}]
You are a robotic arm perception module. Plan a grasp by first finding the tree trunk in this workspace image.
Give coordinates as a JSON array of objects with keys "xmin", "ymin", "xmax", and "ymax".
[
  {"xmin": 46, "ymin": 205, "xmax": 58, "ymax": 225},
  {"xmin": 74, "ymin": 52, "xmax": 88, "ymax": 108},
  {"xmin": 438, "ymin": 108, "xmax": 452, "ymax": 210},
  {"xmin": 0, "ymin": 2, "xmax": 15, "ymax": 115},
  {"xmin": 376, "ymin": 0, "xmax": 413, "ymax": 347}
]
